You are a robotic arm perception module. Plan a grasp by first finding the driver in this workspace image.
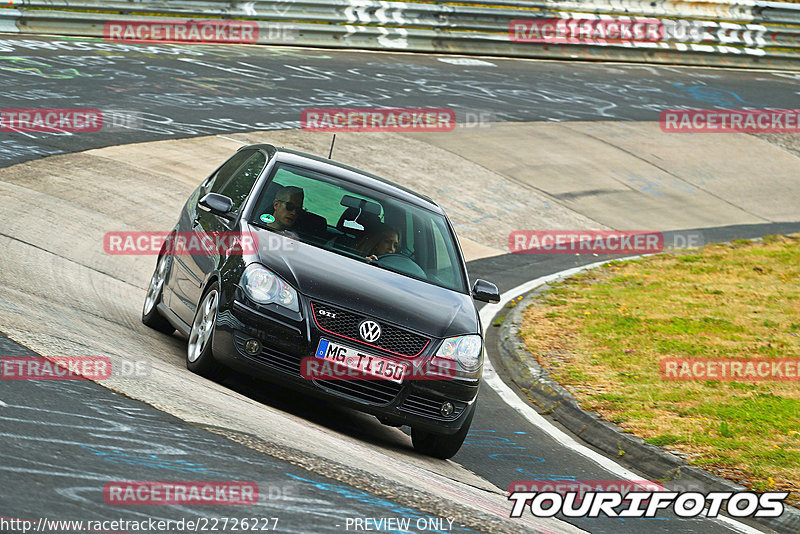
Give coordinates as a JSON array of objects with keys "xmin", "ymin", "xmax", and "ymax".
[
  {"xmin": 357, "ymin": 222, "xmax": 399, "ymax": 260},
  {"xmin": 268, "ymin": 186, "xmax": 304, "ymax": 231}
]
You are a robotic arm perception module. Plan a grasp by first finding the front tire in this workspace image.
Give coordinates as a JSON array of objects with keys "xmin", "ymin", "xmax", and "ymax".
[
  {"xmin": 186, "ymin": 282, "xmax": 225, "ymax": 379},
  {"xmin": 411, "ymin": 402, "xmax": 475, "ymax": 460},
  {"xmin": 142, "ymin": 254, "xmax": 175, "ymax": 335}
]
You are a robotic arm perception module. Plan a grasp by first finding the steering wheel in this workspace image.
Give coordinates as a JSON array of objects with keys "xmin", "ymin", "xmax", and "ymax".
[{"xmin": 375, "ymin": 253, "xmax": 427, "ymax": 279}]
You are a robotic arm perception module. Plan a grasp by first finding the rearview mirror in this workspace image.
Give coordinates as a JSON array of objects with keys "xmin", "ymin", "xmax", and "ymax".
[
  {"xmin": 472, "ymin": 279, "xmax": 500, "ymax": 303},
  {"xmin": 341, "ymin": 194, "xmax": 381, "ymax": 214},
  {"xmin": 199, "ymin": 193, "xmax": 233, "ymax": 216}
]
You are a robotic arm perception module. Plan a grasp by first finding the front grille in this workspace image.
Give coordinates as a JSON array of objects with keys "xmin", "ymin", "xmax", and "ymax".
[
  {"xmin": 311, "ymin": 302, "xmax": 430, "ymax": 357},
  {"xmin": 234, "ymin": 330, "xmax": 401, "ymax": 404},
  {"xmin": 315, "ymin": 379, "xmax": 402, "ymax": 406},
  {"xmin": 233, "ymin": 331, "xmax": 302, "ymax": 376},
  {"xmin": 398, "ymin": 393, "xmax": 466, "ymax": 421}
]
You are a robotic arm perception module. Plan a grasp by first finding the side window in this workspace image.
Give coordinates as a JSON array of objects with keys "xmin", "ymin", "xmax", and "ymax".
[
  {"xmin": 205, "ymin": 149, "xmax": 255, "ymax": 194},
  {"xmin": 405, "ymin": 212, "xmax": 416, "ymax": 255},
  {"xmin": 431, "ymin": 221, "xmax": 457, "ymax": 286},
  {"xmin": 217, "ymin": 152, "xmax": 267, "ymax": 213}
]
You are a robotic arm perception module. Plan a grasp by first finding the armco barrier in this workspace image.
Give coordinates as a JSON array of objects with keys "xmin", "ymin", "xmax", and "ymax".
[{"xmin": 1, "ymin": 0, "xmax": 799, "ymax": 69}]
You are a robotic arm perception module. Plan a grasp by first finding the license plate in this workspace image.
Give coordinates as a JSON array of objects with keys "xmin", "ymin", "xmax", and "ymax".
[{"xmin": 315, "ymin": 338, "xmax": 407, "ymax": 383}]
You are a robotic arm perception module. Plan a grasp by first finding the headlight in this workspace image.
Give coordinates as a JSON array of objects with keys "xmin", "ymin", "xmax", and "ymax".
[
  {"xmin": 436, "ymin": 334, "xmax": 482, "ymax": 371},
  {"xmin": 241, "ymin": 264, "xmax": 299, "ymax": 312}
]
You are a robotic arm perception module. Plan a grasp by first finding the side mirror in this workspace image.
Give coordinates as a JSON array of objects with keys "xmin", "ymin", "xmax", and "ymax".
[
  {"xmin": 199, "ymin": 193, "xmax": 233, "ymax": 217},
  {"xmin": 472, "ymin": 279, "xmax": 500, "ymax": 303}
]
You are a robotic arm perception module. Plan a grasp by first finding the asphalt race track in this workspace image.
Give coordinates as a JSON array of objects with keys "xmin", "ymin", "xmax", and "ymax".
[
  {"xmin": 1, "ymin": 34, "xmax": 799, "ymax": 534},
  {"xmin": 2, "ymin": 35, "xmax": 800, "ymax": 168},
  {"xmin": 0, "ymin": 335, "xmax": 492, "ymax": 533}
]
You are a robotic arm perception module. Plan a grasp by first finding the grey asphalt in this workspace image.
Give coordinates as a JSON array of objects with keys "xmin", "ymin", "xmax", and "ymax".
[
  {"xmin": 1, "ymin": 34, "xmax": 799, "ymax": 168},
  {"xmin": 1, "ymin": 33, "xmax": 798, "ymax": 534},
  {"xmin": 0, "ymin": 334, "xmax": 478, "ymax": 534}
]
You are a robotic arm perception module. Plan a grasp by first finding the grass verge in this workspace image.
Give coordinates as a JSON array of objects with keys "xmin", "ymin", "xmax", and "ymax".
[{"xmin": 519, "ymin": 234, "xmax": 800, "ymax": 506}]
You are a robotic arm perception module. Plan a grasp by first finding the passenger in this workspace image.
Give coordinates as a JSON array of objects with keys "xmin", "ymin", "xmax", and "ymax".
[
  {"xmin": 267, "ymin": 186, "xmax": 304, "ymax": 231},
  {"xmin": 357, "ymin": 222, "xmax": 400, "ymax": 261}
]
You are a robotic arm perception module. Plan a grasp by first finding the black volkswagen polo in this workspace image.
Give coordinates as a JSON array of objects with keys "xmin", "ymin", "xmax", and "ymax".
[{"xmin": 142, "ymin": 144, "xmax": 499, "ymax": 459}]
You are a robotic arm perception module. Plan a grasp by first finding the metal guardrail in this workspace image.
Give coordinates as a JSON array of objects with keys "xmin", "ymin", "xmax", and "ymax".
[{"xmin": 1, "ymin": 0, "xmax": 799, "ymax": 69}]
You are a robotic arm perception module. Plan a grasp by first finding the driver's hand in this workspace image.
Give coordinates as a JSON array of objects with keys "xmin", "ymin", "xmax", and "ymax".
[{"xmin": 366, "ymin": 254, "xmax": 378, "ymax": 261}]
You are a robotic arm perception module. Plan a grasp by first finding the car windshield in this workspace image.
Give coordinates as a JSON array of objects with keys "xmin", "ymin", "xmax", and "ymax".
[{"xmin": 248, "ymin": 162, "xmax": 467, "ymax": 293}]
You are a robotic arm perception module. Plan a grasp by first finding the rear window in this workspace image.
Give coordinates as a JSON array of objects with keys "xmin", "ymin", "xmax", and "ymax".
[{"xmin": 270, "ymin": 166, "xmax": 381, "ymax": 226}]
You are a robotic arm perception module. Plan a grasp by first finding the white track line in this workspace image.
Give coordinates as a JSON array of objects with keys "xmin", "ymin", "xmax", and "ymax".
[
  {"xmin": 216, "ymin": 135, "xmax": 248, "ymax": 145},
  {"xmin": 479, "ymin": 260, "xmax": 763, "ymax": 534}
]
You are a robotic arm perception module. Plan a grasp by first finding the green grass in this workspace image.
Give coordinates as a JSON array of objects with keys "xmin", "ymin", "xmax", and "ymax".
[{"xmin": 520, "ymin": 234, "xmax": 800, "ymax": 505}]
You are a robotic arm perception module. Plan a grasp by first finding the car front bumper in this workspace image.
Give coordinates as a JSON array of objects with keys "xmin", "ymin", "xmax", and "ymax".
[{"xmin": 211, "ymin": 296, "xmax": 480, "ymax": 435}]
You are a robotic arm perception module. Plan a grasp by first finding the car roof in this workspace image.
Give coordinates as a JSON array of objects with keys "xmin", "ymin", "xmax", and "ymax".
[{"xmin": 244, "ymin": 144, "xmax": 444, "ymax": 214}]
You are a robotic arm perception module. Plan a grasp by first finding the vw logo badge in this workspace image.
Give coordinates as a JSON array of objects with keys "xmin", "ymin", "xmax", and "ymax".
[{"xmin": 359, "ymin": 320, "xmax": 381, "ymax": 343}]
